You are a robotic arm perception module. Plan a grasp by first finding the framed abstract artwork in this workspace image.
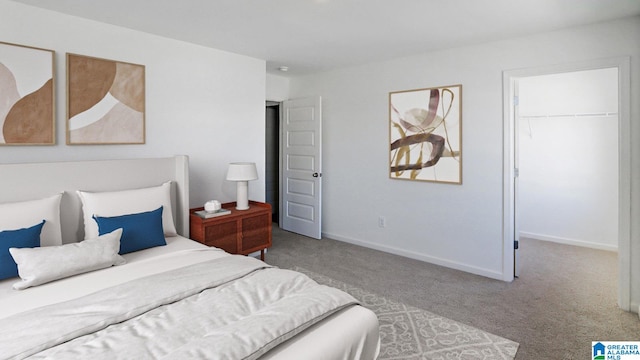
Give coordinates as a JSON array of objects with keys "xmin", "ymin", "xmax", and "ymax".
[
  {"xmin": 389, "ymin": 84, "xmax": 462, "ymax": 184},
  {"xmin": 67, "ymin": 53, "xmax": 145, "ymax": 144},
  {"xmin": 0, "ymin": 41, "xmax": 55, "ymax": 145}
]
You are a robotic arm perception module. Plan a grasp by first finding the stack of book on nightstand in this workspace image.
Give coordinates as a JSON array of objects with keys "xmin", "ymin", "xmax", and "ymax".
[{"xmin": 195, "ymin": 208, "xmax": 231, "ymax": 219}]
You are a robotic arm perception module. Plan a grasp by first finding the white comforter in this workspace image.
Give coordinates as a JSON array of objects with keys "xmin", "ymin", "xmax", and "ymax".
[{"xmin": 0, "ymin": 253, "xmax": 359, "ymax": 360}]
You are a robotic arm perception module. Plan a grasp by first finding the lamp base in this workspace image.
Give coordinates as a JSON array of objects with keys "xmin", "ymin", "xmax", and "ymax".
[{"xmin": 235, "ymin": 181, "xmax": 250, "ymax": 210}]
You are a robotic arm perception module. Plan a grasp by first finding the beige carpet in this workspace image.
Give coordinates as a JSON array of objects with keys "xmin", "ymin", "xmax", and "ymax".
[
  {"xmin": 293, "ymin": 266, "xmax": 519, "ymax": 359},
  {"xmin": 266, "ymin": 224, "xmax": 640, "ymax": 358}
]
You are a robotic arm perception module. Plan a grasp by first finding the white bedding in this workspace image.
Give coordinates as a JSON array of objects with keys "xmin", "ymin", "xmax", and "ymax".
[
  {"xmin": 0, "ymin": 237, "xmax": 380, "ymax": 360},
  {"xmin": 0, "ymin": 237, "xmax": 224, "ymax": 313}
]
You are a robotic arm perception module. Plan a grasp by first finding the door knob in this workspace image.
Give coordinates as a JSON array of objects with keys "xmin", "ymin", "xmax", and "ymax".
[{"xmin": 312, "ymin": 172, "xmax": 322, "ymax": 177}]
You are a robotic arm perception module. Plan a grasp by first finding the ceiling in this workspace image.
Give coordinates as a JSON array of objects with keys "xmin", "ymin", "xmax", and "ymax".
[{"xmin": 13, "ymin": 0, "xmax": 640, "ymax": 76}]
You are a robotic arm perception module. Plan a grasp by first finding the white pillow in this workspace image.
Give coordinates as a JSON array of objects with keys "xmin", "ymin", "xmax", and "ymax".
[
  {"xmin": 10, "ymin": 228, "xmax": 125, "ymax": 290},
  {"xmin": 77, "ymin": 181, "xmax": 177, "ymax": 240},
  {"xmin": 0, "ymin": 193, "xmax": 63, "ymax": 247}
]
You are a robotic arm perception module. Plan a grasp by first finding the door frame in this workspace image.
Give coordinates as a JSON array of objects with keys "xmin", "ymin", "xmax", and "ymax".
[{"xmin": 502, "ymin": 57, "xmax": 631, "ymax": 310}]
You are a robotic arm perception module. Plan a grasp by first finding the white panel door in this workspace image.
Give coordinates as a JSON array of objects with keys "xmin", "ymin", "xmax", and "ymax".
[{"xmin": 280, "ymin": 96, "xmax": 322, "ymax": 239}]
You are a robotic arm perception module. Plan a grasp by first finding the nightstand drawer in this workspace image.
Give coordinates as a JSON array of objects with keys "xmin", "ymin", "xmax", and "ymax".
[
  {"xmin": 204, "ymin": 220, "xmax": 238, "ymax": 253},
  {"xmin": 241, "ymin": 214, "xmax": 271, "ymax": 252}
]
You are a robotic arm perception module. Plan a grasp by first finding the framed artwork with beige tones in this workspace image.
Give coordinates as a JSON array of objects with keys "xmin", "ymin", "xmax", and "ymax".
[
  {"xmin": 0, "ymin": 41, "xmax": 55, "ymax": 145},
  {"xmin": 66, "ymin": 53, "xmax": 145, "ymax": 144},
  {"xmin": 389, "ymin": 85, "xmax": 462, "ymax": 184}
]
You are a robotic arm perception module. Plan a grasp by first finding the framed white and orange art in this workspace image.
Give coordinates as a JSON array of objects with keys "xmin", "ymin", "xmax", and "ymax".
[
  {"xmin": 389, "ymin": 84, "xmax": 462, "ymax": 184},
  {"xmin": 0, "ymin": 41, "xmax": 55, "ymax": 145},
  {"xmin": 66, "ymin": 53, "xmax": 145, "ymax": 144}
]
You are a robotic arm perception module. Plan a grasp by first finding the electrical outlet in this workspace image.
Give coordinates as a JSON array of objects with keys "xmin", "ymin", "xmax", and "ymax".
[{"xmin": 378, "ymin": 216, "xmax": 386, "ymax": 228}]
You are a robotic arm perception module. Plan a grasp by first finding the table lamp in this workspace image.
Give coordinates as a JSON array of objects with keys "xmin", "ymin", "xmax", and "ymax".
[{"xmin": 226, "ymin": 162, "xmax": 258, "ymax": 210}]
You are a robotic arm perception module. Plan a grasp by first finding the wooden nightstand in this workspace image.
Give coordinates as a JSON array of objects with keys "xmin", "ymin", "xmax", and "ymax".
[{"xmin": 189, "ymin": 201, "xmax": 272, "ymax": 260}]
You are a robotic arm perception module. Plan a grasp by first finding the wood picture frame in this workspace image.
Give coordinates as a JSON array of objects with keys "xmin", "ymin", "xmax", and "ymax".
[
  {"xmin": 0, "ymin": 41, "xmax": 55, "ymax": 145},
  {"xmin": 66, "ymin": 53, "xmax": 145, "ymax": 145},
  {"xmin": 389, "ymin": 84, "xmax": 462, "ymax": 184}
]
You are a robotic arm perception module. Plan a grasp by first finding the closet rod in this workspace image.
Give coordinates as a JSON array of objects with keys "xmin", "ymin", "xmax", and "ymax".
[{"xmin": 520, "ymin": 112, "xmax": 618, "ymax": 119}]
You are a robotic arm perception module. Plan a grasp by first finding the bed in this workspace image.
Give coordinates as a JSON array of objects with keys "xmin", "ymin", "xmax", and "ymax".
[{"xmin": 0, "ymin": 156, "xmax": 380, "ymax": 360}]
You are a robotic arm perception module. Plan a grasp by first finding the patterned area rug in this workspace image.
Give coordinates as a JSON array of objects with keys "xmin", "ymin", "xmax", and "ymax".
[{"xmin": 293, "ymin": 267, "xmax": 519, "ymax": 360}]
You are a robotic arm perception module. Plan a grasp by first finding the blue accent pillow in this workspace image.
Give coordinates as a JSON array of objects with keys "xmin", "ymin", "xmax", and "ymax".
[
  {"xmin": 93, "ymin": 206, "xmax": 166, "ymax": 254},
  {"xmin": 0, "ymin": 220, "xmax": 45, "ymax": 280}
]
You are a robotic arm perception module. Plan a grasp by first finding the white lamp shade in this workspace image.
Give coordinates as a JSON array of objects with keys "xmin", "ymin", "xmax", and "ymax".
[
  {"xmin": 226, "ymin": 162, "xmax": 258, "ymax": 210},
  {"xmin": 226, "ymin": 162, "xmax": 258, "ymax": 181}
]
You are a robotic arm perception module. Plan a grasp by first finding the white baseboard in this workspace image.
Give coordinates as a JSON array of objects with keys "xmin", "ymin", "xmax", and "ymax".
[
  {"xmin": 519, "ymin": 231, "xmax": 617, "ymax": 252},
  {"xmin": 322, "ymin": 232, "xmax": 505, "ymax": 281}
]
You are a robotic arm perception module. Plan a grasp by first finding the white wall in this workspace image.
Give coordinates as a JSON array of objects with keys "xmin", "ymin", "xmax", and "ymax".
[
  {"xmin": 518, "ymin": 69, "xmax": 619, "ymax": 251},
  {"xmin": 266, "ymin": 73, "xmax": 290, "ymax": 102},
  {"xmin": 288, "ymin": 16, "xmax": 640, "ymax": 305},
  {"xmin": 0, "ymin": 1, "xmax": 267, "ymax": 209}
]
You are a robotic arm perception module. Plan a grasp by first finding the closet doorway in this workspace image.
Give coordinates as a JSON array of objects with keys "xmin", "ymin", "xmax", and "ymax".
[
  {"xmin": 265, "ymin": 97, "xmax": 323, "ymax": 238},
  {"xmin": 516, "ymin": 68, "xmax": 619, "ymax": 252},
  {"xmin": 265, "ymin": 101, "xmax": 280, "ymax": 223},
  {"xmin": 503, "ymin": 57, "xmax": 631, "ymax": 310}
]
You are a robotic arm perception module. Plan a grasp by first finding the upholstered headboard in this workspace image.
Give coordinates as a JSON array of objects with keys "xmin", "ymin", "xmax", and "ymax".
[{"xmin": 0, "ymin": 156, "xmax": 190, "ymax": 243}]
